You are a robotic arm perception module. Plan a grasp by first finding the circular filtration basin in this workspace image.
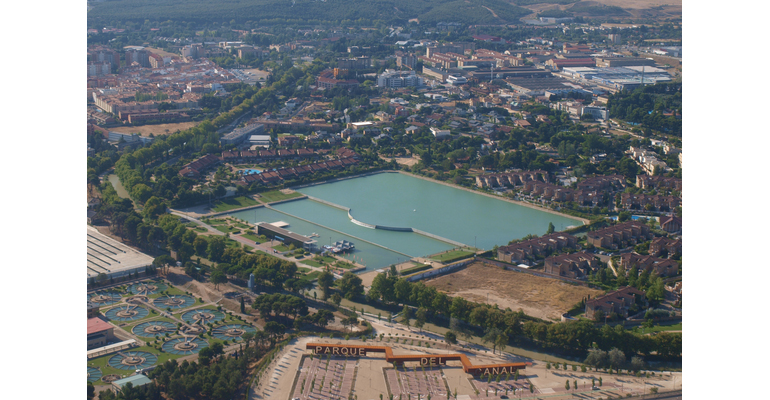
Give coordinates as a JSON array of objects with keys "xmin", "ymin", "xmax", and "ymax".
[
  {"xmin": 162, "ymin": 337, "xmax": 209, "ymax": 355},
  {"xmin": 128, "ymin": 282, "xmax": 168, "ymax": 295},
  {"xmin": 88, "ymin": 292, "xmax": 122, "ymax": 306},
  {"xmin": 108, "ymin": 351, "xmax": 157, "ymax": 370},
  {"xmin": 102, "ymin": 375, "xmax": 121, "ymax": 383},
  {"xmin": 105, "ymin": 305, "xmax": 149, "ymax": 322},
  {"xmin": 182, "ymin": 309, "xmax": 225, "ymax": 324},
  {"xmin": 153, "ymin": 295, "xmax": 194, "ymax": 309},
  {"xmin": 87, "ymin": 367, "xmax": 101, "ymax": 384},
  {"xmin": 132, "ymin": 321, "xmax": 177, "ymax": 338},
  {"xmin": 212, "ymin": 324, "xmax": 256, "ymax": 341}
]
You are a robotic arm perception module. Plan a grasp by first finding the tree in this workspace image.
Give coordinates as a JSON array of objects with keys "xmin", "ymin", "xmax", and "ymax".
[
  {"xmin": 565, "ymin": 380, "xmax": 570, "ymax": 391},
  {"xmin": 444, "ymin": 331, "xmax": 457, "ymax": 347},
  {"xmin": 573, "ymin": 380, "xmax": 577, "ymax": 390},
  {"xmin": 400, "ymin": 305, "xmax": 412, "ymax": 327},
  {"xmin": 494, "ymin": 332, "xmax": 509, "ymax": 354},
  {"xmin": 482, "ymin": 328, "xmax": 503, "ymax": 354},
  {"xmin": 331, "ymin": 293, "xmax": 342, "ymax": 307},
  {"xmin": 209, "ymin": 269, "xmax": 227, "ymax": 290},
  {"xmin": 337, "ymin": 271, "xmax": 364, "ymax": 300},
  {"xmin": 240, "ymin": 296, "xmax": 245, "ymax": 314},
  {"xmin": 206, "ymin": 236, "xmax": 226, "ymax": 262},
  {"xmin": 342, "ymin": 316, "xmax": 358, "ymax": 332},
  {"xmin": 608, "ymin": 348, "xmax": 626, "ymax": 371},
  {"xmin": 630, "ymin": 356, "xmax": 645, "ymax": 372},
  {"xmin": 415, "ymin": 307, "xmax": 427, "ymax": 332},
  {"xmin": 584, "ymin": 349, "xmax": 608, "ymax": 369},
  {"xmin": 546, "ymin": 222, "xmax": 555, "ymax": 234},
  {"xmin": 264, "ymin": 321, "xmax": 286, "ymax": 345},
  {"xmin": 317, "ymin": 271, "xmax": 334, "ymax": 300}
]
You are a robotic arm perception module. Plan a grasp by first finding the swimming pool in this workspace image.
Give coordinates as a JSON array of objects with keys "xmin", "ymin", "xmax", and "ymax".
[{"xmin": 242, "ymin": 169, "xmax": 261, "ymax": 175}]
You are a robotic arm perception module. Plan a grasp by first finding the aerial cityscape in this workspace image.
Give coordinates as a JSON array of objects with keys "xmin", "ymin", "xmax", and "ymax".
[{"xmin": 85, "ymin": 1, "xmax": 684, "ymax": 399}]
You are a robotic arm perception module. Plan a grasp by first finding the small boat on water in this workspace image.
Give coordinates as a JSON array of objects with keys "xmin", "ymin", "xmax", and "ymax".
[{"xmin": 322, "ymin": 240, "xmax": 355, "ymax": 253}]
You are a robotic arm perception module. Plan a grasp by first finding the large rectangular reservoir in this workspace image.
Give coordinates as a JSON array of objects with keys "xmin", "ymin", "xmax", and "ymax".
[{"xmin": 228, "ymin": 172, "xmax": 583, "ymax": 271}]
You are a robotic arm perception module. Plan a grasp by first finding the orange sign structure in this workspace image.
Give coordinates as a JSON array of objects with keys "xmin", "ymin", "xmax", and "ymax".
[{"xmin": 307, "ymin": 343, "xmax": 529, "ymax": 376}]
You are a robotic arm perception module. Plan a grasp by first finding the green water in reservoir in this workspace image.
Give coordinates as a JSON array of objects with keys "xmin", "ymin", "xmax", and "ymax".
[
  {"xmin": 227, "ymin": 172, "xmax": 583, "ymax": 271},
  {"xmin": 296, "ymin": 173, "xmax": 583, "ymax": 249}
]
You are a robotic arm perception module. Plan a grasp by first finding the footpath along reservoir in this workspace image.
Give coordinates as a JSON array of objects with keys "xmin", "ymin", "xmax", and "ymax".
[{"xmin": 227, "ymin": 172, "xmax": 583, "ymax": 271}]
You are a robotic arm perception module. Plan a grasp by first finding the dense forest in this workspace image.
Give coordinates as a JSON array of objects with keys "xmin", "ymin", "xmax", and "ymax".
[
  {"xmin": 87, "ymin": 0, "xmax": 531, "ymax": 27},
  {"xmin": 608, "ymin": 82, "xmax": 682, "ymax": 136}
]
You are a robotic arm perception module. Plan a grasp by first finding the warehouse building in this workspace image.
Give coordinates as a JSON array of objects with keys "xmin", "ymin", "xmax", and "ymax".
[
  {"xmin": 221, "ymin": 123, "xmax": 265, "ymax": 145},
  {"xmin": 87, "ymin": 226, "xmax": 154, "ymax": 282},
  {"xmin": 256, "ymin": 223, "xmax": 317, "ymax": 252}
]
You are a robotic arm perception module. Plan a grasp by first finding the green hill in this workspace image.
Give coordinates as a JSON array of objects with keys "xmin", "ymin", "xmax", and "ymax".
[{"xmin": 87, "ymin": 0, "xmax": 531, "ymax": 26}]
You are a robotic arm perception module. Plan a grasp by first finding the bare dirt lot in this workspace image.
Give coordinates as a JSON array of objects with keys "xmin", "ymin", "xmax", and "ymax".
[
  {"xmin": 424, "ymin": 262, "xmax": 604, "ymax": 321},
  {"xmin": 145, "ymin": 47, "xmax": 179, "ymax": 58},
  {"xmin": 109, "ymin": 121, "xmax": 199, "ymax": 137},
  {"xmin": 380, "ymin": 155, "xmax": 419, "ymax": 167}
]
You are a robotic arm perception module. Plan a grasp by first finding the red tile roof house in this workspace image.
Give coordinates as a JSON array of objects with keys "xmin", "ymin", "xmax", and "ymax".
[
  {"xmin": 620, "ymin": 253, "xmax": 680, "ymax": 277},
  {"xmin": 475, "ymin": 170, "xmax": 547, "ymax": 188},
  {"xmin": 497, "ymin": 233, "xmax": 578, "ymax": 264},
  {"xmin": 620, "ymin": 193, "xmax": 680, "ymax": 211},
  {"xmin": 221, "ymin": 150, "xmax": 241, "ymax": 163},
  {"xmin": 577, "ymin": 175, "xmax": 626, "ymax": 191},
  {"xmin": 649, "ymin": 237, "xmax": 682, "ymax": 258},
  {"xmin": 585, "ymin": 286, "xmax": 647, "ymax": 320},
  {"xmin": 544, "ymin": 252, "xmax": 600, "ymax": 279},
  {"xmin": 586, "ymin": 221, "xmax": 651, "ymax": 249},
  {"xmin": 178, "ymin": 154, "xmax": 221, "ymax": 178},
  {"xmin": 659, "ymin": 215, "xmax": 682, "ymax": 233},
  {"xmin": 635, "ymin": 175, "xmax": 682, "ymax": 192}
]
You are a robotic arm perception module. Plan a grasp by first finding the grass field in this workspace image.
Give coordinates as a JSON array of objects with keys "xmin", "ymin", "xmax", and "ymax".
[
  {"xmin": 214, "ymin": 225, "xmax": 240, "ymax": 234},
  {"xmin": 257, "ymin": 190, "xmax": 303, "ymax": 203},
  {"xmin": 272, "ymin": 244, "xmax": 290, "ymax": 252},
  {"xmin": 241, "ymin": 233, "xmax": 268, "ymax": 243},
  {"xmin": 210, "ymin": 196, "xmax": 260, "ymax": 212},
  {"xmin": 634, "ymin": 322, "xmax": 682, "ymax": 334},
  {"xmin": 300, "ymin": 259, "xmax": 325, "ymax": 268},
  {"xmin": 429, "ymin": 249, "xmax": 476, "ymax": 263},
  {"xmin": 303, "ymin": 271, "xmax": 321, "ymax": 280},
  {"xmin": 425, "ymin": 261, "xmax": 604, "ymax": 321}
]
